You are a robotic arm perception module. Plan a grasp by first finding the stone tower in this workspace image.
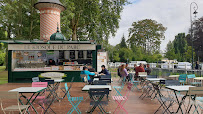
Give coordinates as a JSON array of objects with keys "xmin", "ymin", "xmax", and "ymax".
[{"xmin": 34, "ymin": 0, "xmax": 66, "ymax": 40}]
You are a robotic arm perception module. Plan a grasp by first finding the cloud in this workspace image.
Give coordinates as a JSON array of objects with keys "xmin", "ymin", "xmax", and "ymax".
[{"xmin": 109, "ymin": 0, "xmax": 203, "ymax": 52}]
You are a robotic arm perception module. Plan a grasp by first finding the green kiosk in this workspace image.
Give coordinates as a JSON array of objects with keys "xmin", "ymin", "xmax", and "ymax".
[{"xmin": 1, "ymin": 38, "xmax": 101, "ymax": 83}]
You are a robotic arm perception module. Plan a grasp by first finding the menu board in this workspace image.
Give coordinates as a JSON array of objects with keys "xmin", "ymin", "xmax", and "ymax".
[{"xmin": 97, "ymin": 52, "xmax": 108, "ymax": 72}]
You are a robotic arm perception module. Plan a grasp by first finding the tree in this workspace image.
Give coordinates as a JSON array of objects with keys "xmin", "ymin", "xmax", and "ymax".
[
  {"xmin": 119, "ymin": 48, "xmax": 133, "ymax": 62},
  {"xmin": 128, "ymin": 19, "xmax": 167, "ymax": 53},
  {"xmin": 60, "ymin": 0, "xmax": 128, "ymax": 43},
  {"xmin": 165, "ymin": 41, "xmax": 176, "ymax": 60},
  {"xmin": 187, "ymin": 17, "xmax": 203, "ymax": 61},
  {"xmin": 185, "ymin": 46, "xmax": 195, "ymax": 62},
  {"xmin": 120, "ymin": 34, "xmax": 127, "ymax": 48},
  {"xmin": 0, "ymin": 0, "xmax": 40, "ymax": 40}
]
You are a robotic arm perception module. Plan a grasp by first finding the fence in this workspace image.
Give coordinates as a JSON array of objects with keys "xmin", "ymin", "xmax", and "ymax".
[{"xmin": 108, "ymin": 63, "xmax": 203, "ymax": 77}]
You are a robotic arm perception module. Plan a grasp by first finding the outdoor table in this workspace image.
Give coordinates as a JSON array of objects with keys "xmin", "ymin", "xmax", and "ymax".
[
  {"xmin": 82, "ymin": 85, "xmax": 112, "ymax": 91},
  {"xmin": 146, "ymin": 78, "xmax": 166, "ymax": 82},
  {"xmin": 165, "ymin": 85, "xmax": 195, "ymax": 114},
  {"xmin": 140, "ymin": 78, "xmax": 166, "ymax": 99},
  {"xmin": 87, "ymin": 88, "xmax": 110, "ymax": 114},
  {"xmin": 194, "ymin": 77, "xmax": 203, "ymax": 86},
  {"xmin": 45, "ymin": 79, "xmax": 64, "ymax": 101},
  {"xmin": 169, "ymin": 75, "xmax": 179, "ymax": 80},
  {"xmin": 93, "ymin": 78, "xmax": 99, "ymax": 82},
  {"xmin": 9, "ymin": 87, "xmax": 47, "ymax": 114},
  {"xmin": 139, "ymin": 75, "xmax": 147, "ymax": 77}
]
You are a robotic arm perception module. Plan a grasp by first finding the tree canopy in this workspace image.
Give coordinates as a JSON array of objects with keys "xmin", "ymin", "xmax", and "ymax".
[
  {"xmin": 60, "ymin": 0, "xmax": 128, "ymax": 43},
  {"xmin": 128, "ymin": 19, "xmax": 167, "ymax": 53}
]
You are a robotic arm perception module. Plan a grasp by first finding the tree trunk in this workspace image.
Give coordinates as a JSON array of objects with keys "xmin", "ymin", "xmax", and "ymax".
[{"xmin": 72, "ymin": 25, "xmax": 77, "ymax": 40}]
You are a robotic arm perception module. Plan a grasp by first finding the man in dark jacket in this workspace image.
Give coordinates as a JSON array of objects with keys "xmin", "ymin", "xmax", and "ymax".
[{"xmin": 99, "ymin": 65, "xmax": 110, "ymax": 75}]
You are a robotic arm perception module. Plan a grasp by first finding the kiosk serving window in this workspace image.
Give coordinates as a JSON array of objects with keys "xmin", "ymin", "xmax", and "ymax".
[{"xmin": 12, "ymin": 50, "xmax": 93, "ymax": 71}]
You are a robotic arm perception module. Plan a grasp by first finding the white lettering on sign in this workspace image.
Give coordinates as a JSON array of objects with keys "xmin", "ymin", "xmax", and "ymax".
[{"xmin": 8, "ymin": 44, "xmax": 95, "ymax": 50}]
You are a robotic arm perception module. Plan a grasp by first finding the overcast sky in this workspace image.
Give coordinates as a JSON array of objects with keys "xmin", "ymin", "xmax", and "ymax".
[{"xmin": 109, "ymin": 0, "xmax": 203, "ymax": 53}]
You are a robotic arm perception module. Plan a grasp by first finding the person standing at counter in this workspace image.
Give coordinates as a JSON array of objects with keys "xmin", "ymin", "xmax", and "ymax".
[
  {"xmin": 81, "ymin": 67, "xmax": 97, "ymax": 83},
  {"xmin": 99, "ymin": 65, "xmax": 110, "ymax": 75},
  {"xmin": 48, "ymin": 59, "xmax": 56, "ymax": 66}
]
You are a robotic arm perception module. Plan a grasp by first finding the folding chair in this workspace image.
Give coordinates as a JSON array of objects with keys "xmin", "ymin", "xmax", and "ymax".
[
  {"xmin": 0, "ymin": 91, "xmax": 29, "ymax": 114},
  {"xmin": 139, "ymin": 76, "xmax": 157, "ymax": 99},
  {"xmin": 152, "ymin": 83, "xmax": 175, "ymax": 114},
  {"xmin": 113, "ymin": 82, "xmax": 125, "ymax": 96},
  {"xmin": 112, "ymin": 83, "xmax": 132, "ymax": 114},
  {"xmin": 186, "ymin": 87, "xmax": 203, "ymax": 114},
  {"xmin": 65, "ymin": 83, "xmax": 83, "ymax": 114},
  {"xmin": 88, "ymin": 88, "xmax": 109, "ymax": 113},
  {"xmin": 60, "ymin": 77, "xmax": 74, "ymax": 100},
  {"xmin": 30, "ymin": 82, "xmax": 48, "ymax": 113},
  {"xmin": 80, "ymin": 74, "xmax": 89, "ymax": 85},
  {"xmin": 178, "ymin": 74, "xmax": 187, "ymax": 85},
  {"xmin": 32, "ymin": 77, "xmax": 40, "ymax": 82},
  {"xmin": 130, "ymin": 73, "xmax": 140, "ymax": 91},
  {"xmin": 187, "ymin": 74, "xmax": 201, "ymax": 86}
]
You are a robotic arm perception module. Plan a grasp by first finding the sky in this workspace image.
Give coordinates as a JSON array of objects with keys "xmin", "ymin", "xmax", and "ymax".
[{"xmin": 109, "ymin": 0, "xmax": 203, "ymax": 53}]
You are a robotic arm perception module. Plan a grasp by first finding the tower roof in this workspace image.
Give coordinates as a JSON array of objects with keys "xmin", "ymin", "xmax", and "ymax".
[
  {"xmin": 34, "ymin": 0, "xmax": 66, "ymax": 11},
  {"xmin": 50, "ymin": 27, "xmax": 67, "ymax": 41}
]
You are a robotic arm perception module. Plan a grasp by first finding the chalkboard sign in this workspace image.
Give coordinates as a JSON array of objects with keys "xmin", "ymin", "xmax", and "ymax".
[
  {"xmin": 70, "ymin": 51, "xmax": 75, "ymax": 59},
  {"xmin": 59, "ymin": 51, "xmax": 64, "ymax": 59},
  {"xmin": 78, "ymin": 51, "xmax": 83, "ymax": 58},
  {"xmin": 87, "ymin": 50, "xmax": 92, "ymax": 58}
]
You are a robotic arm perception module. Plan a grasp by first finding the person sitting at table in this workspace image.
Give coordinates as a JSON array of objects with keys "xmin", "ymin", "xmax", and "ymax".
[
  {"xmin": 126, "ymin": 63, "xmax": 130, "ymax": 71},
  {"xmin": 81, "ymin": 67, "xmax": 97, "ymax": 83},
  {"xmin": 99, "ymin": 65, "xmax": 110, "ymax": 75},
  {"xmin": 48, "ymin": 59, "xmax": 56, "ymax": 66},
  {"xmin": 135, "ymin": 63, "xmax": 145, "ymax": 80},
  {"xmin": 119, "ymin": 64, "xmax": 128, "ymax": 82},
  {"xmin": 145, "ymin": 64, "xmax": 151, "ymax": 75}
]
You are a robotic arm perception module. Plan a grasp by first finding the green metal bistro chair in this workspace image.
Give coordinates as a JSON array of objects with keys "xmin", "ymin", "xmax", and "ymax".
[
  {"xmin": 65, "ymin": 83, "xmax": 83, "ymax": 114},
  {"xmin": 0, "ymin": 91, "xmax": 29, "ymax": 114},
  {"xmin": 187, "ymin": 74, "xmax": 201, "ymax": 86},
  {"xmin": 113, "ymin": 81, "xmax": 125, "ymax": 96},
  {"xmin": 178, "ymin": 74, "xmax": 187, "ymax": 85}
]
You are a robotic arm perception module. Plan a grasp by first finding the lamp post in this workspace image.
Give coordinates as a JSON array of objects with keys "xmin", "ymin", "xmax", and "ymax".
[{"xmin": 190, "ymin": 2, "xmax": 198, "ymax": 69}]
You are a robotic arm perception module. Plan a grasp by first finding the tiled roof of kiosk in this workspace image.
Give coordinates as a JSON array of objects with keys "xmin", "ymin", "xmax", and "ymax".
[{"xmin": 0, "ymin": 40, "xmax": 96, "ymax": 44}]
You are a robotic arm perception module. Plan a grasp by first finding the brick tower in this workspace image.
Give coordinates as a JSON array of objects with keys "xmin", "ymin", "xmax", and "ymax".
[{"xmin": 34, "ymin": 0, "xmax": 66, "ymax": 40}]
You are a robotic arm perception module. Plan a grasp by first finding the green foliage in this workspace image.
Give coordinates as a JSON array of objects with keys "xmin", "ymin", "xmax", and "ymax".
[
  {"xmin": 61, "ymin": 0, "xmax": 128, "ymax": 42},
  {"xmin": 0, "ymin": 51, "xmax": 5, "ymax": 65},
  {"xmin": 120, "ymin": 35, "xmax": 127, "ymax": 48},
  {"xmin": 184, "ymin": 46, "xmax": 195, "ymax": 62},
  {"xmin": 0, "ymin": 0, "xmax": 40, "ymax": 40},
  {"xmin": 165, "ymin": 41, "xmax": 176, "ymax": 60},
  {"xmin": 128, "ymin": 19, "xmax": 167, "ymax": 53},
  {"xmin": 165, "ymin": 33, "xmax": 193, "ymax": 62},
  {"xmin": 119, "ymin": 48, "xmax": 133, "ymax": 62}
]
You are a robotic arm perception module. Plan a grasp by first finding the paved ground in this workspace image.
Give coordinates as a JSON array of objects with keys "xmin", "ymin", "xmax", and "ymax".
[{"xmin": 0, "ymin": 78, "xmax": 200, "ymax": 114}]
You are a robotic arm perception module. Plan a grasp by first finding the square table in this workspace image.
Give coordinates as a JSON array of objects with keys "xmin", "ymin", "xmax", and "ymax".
[
  {"xmin": 146, "ymin": 78, "xmax": 166, "ymax": 82},
  {"xmin": 165, "ymin": 85, "xmax": 195, "ymax": 114},
  {"xmin": 82, "ymin": 85, "xmax": 112, "ymax": 91},
  {"xmin": 9, "ymin": 87, "xmax": 46, "ymax": 113}
]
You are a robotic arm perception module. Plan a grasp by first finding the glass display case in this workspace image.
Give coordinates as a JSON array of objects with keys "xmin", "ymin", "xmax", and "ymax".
[{"xmin": 12, "ymin": 50, "xmax": 93, "ymax": 71}]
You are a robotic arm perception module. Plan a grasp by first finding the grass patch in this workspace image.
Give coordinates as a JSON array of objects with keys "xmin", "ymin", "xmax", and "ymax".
[
  {"xmin": 0, "ymin": 80, "xmax": 7, "ymax": 85},
  {"xmin": 0, "ymin": 66, "xmax": 8, "ymax": 85},
  {"xmin": 0, "ymin": 66, "xmax": 5, "ymax": 72}
]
